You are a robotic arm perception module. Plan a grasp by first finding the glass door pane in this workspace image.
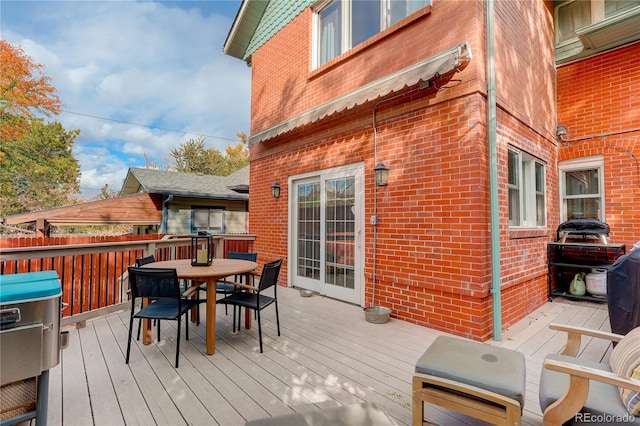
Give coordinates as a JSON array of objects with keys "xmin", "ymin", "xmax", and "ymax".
[
  {"xmin": 296, "ymin": 182, "xmax": 321, "ymax": 280},
  {"xmin": 325, "ymin": 176, "xmax": 356, "ymax": 290}
]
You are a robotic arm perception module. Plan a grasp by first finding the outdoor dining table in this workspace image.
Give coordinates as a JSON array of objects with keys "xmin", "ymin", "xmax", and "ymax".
[{"xmin": 141, "ymin": 258, "xmax": 258, "ymax": 355}]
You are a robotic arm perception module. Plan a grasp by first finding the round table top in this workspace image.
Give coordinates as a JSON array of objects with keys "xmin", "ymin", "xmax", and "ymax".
[{"xmin": 147, "ymin": 258, "xmax": 257, "ymax": 280}]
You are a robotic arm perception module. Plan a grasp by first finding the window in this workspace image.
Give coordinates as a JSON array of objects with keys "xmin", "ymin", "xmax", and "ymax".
[
  {"xmin": 315, "ymin": 0, "xmax": 429, "ymax": 67},
  {"xmin": 556, "ymin": 0, "xmax": 591, "ymax": 44},
  {"xmin": 508, "ymin": 148, "xmax": 546, "ymax": 227},
  {"xmin": 555, "ymin": 0, "xmax": 640, "ymax": 45},
  {"xmin": 193, "ymin": 207, "xmax": 224, "ymax": 233},
  {"xmin": 559, "ymin": 156, "xmax": 604, "ymax": 222}
]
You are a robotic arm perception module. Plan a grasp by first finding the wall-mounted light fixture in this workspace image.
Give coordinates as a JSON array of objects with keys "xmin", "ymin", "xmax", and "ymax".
[
  {"xmin": 374, "ymin": 162, "xmax": 389, "ymax": 186},
  {"xmin": 271, "ymin": 182, "xmax": 281, "ymax": 198},
  {"xmin": 556, "ymin": 125, "xmax": 568, "ymax": 138}
]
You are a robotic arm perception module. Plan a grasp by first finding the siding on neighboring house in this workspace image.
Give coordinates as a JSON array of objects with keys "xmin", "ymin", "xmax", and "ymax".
[{"xmin": 165, "ymin": 198, "xmax": 248, "ymax": 235}]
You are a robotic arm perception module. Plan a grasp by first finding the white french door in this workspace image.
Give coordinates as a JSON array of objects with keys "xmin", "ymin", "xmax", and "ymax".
[{"xmin": 290, "ymin": 164, "xmax": 364, "ymax": 304}]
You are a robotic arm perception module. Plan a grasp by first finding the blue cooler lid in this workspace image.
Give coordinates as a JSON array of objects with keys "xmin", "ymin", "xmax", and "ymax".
[{"xmin": 0, "ymin": 271, "xmax": 62, "ymax": 304}]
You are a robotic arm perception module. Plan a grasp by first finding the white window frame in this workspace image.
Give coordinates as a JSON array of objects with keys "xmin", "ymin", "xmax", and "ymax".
[
  {"xmin": 312, "ymin": 0, "xmax": 430, "ymax": 68},
  {"xmin": 508, "ymin": 147, "xmax": 547, "ymax": 228},
  {"xmin": 192, "ymin": 207, "xmax": 225, "ymax": 234},
  {"xmin": 558, "ymin": 155, "xmax": 605, "ymax": 223}
]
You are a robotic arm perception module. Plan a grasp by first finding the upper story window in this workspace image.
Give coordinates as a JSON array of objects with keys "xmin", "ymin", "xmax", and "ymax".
[
  {"xmin": 558, "ymin": 156, "xmax": 605, "ymax": 222},
  {"xmin": 555, "ymin": 0, "xmax": 640, "ymax": 46},
  {"xmin": 508, "ymin": 147, "xmax": 546, "ymax": 228},
  {"xmin": 315, "ymin": 0, "xmax": 429, "ymax": 68}
]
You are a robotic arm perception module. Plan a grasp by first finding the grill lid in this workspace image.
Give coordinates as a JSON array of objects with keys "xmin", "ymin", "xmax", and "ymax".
[{"xmin": 0, "ymin": 271, "xmax": 62, "ymax": 304}]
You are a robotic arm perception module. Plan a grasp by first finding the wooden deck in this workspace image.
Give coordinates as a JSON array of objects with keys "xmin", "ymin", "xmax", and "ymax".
[{"xmin": 46, "ymin": 287, "xmax": 612, "ymax": 426}]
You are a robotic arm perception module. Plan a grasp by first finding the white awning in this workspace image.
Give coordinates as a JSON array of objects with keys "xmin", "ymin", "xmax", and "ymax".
[{"xmin": 250, "ymin": 42, "xmax": 472, "ymax": 145}]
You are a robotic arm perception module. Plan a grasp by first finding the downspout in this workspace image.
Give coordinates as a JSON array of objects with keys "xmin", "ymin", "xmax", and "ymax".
[
  {"xmin": 162, "ymin": 194, "xmax": 173, "ymax": 234},
  {"xmin": 487, "ymin": 0, "xmax": 502, "ymax": 341}
]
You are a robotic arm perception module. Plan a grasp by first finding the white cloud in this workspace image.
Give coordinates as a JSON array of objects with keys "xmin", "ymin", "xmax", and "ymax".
[{"xmin": 3, "ymin": 0, "xmax": 250, "ymax": 194}]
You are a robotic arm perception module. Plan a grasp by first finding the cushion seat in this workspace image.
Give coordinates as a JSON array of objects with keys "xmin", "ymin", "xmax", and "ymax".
[
  {"xmin": 415, "ymin": 336, "xmax": 526, "ymax": 408},
  {"xmin": 540, "ymin": 353, "xmax": 640, "ymax": 425},
  {"xmin": 413, "ymin": 335, "xmax": 526, "ymax": 425}
]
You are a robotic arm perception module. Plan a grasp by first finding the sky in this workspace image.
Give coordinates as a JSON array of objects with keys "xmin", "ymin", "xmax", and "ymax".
[{"xmin": 1, "ymin": 0, "xmax": 250, "ymax": 197}]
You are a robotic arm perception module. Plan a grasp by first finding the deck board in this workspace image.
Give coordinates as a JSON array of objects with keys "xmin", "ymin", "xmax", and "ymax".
[{"xmin": 46, "ymin": 288, "xmax": 611, "ymax": 426}]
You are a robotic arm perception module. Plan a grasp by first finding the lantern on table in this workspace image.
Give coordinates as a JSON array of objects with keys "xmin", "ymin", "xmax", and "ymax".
[{"xmin": 191, "ymin": 233, "xmax": 212, "ymax": 266}]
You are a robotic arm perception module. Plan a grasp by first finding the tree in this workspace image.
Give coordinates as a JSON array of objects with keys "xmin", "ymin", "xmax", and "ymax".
[
  {"xmin": 0, "ymin": 119, "xmax": 81, "ymax": 218},
  {"xmin": 0, "ymin": 39, "xmax": 62, "ymax": 141},
  {"xmin": 224, "ymin": 141, "xmax": 249, "ymax": 173},
  {"xmin": 95, "ymin": 183, "xmax": 119, "ymax": 200}
]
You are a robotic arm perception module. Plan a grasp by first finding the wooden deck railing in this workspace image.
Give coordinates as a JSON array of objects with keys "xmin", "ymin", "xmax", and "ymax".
[{"xmin": 0, "ymin": 234, "xmax": 256, "ymax": 326}]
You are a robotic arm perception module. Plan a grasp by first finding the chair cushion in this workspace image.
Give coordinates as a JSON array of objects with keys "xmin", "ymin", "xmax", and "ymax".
[
  {"xmin": 415, "ymin": 335, "xmax": 526, "ymax": 408},
  {"xmin": 216, "ymin": 283, "xmax": 236, "ymax": 293},
  {"xmin": 540, "ymin": 353, "xmax": 640, "ymax": 425},
  {"xmin": 610, "ymin": 326, "xmax": 640, "ymax": 415},
  {"xmin": 135, "ymin": 299, "xmax": 200, "ymax": 320}
]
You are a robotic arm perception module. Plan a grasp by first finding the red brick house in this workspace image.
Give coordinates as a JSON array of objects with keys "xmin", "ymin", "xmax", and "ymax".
[{"xmin": 224, "ymin": 0, "xmax": 640, "ymax": 341}]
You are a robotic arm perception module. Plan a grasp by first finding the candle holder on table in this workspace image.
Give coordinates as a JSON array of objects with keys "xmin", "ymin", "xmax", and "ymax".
[{"xmin": 191, "ymin": 232, "xmax": 212, "ymax": 266}]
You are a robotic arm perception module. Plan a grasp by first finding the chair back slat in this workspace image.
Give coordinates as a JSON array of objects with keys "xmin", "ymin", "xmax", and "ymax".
[
  {"xmin": 135, "ymin": 255, "xmax": 156, "ymax": 266},
  {"xmin": 128, "ymin": 267, "xmax": 181, "ymax": 300},
  {"xmin": 227, "ymin": 252, "xmax": 257, "ymax": 262},
  {"xmin": 258, "ymin": 259, "xmax": 282, "ymax": 292}
]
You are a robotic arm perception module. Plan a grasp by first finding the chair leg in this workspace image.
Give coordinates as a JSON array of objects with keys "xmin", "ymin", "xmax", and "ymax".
[
  {"xmin": 175, "ymin": 316, "xmax": 181, "ymax": 368},
  {"xmin": 157, "ymin": 320, "xmax": 161, "ymax": 342},
  {"xmin": 137, "ymin": 318, "xmax": 142, "ymax": 341},
  {"xmin": 275, "ymin": 301, "xmax": 280, "ymax": 336},
  {"xmin": 231, "ymin": 304, "xmax": 237, "ymax": 333},
  {"xmin": 257, "ymin": 309, "xmax": 263, "ymax": 353},
  {"xmin": 126, "ymin": 313, "xmax": 135, "ymax": 364},
  {"xmin": 186, "ymin": 311, "xmax": 190, "ymax": 341}
]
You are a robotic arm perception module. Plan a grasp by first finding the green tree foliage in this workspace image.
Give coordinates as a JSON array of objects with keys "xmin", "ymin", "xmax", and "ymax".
[
  {"xmin": 0, "ymin": 119, "xmax": 81, "ymax": 217},
  {"xmin": 170, "ymin": 135, "xmax": 248, "ymax": 176}
]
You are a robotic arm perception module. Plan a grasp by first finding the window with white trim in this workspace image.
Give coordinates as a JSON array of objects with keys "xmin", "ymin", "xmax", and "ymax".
[
  {"xmin": 193, "ymin": 207, "xmax": 224, "ymax": 233},
  {"xmin": 314, "ymin": 0, "xmax": 429, "ymax": 67},
  {"xmin": 558, "ymin": 156, "xmax": 604, "ymax": 222},
  {"xmin": 555, "ymin": 0, "xmax": 640, "ymax": 45},
  {"xmin": 508, "ymin": 147, "xmax": 546, "ymax": 227}
]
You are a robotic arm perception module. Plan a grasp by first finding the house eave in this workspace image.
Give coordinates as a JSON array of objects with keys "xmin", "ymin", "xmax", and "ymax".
[{"xmin": 223, "ymin": 0, "xmax": 269, "ymax": 62}]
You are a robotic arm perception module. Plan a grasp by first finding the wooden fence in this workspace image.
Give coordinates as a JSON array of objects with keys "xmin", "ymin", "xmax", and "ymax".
[{"xmin": 0, "ymin": 234, "xmax": 255, "ymax": 324}]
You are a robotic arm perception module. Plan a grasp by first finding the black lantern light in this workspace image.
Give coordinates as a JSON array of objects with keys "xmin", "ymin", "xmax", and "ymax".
[
  {"xmin": 191, "ymin": 232, "xmax": 212, "ymax": 266},
  {"xmin": 271, "ymin": 182, "xmax": 281, "ymax": 198},
  {"xmin": 374, "ymin": 162, "xmax": 389, "ymax": 186}
]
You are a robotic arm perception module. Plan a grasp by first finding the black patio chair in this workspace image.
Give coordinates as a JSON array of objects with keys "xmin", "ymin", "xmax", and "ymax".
[
  {"xmin": 126, "ymin": 267, "xmax": 204, "ymax": 368},
  {"xmin": 205, "ymin": 251, "xmax": 258, "ymax": 314},
  {"xmin": 217, "ymin": 259, "xmax": 282, "ymax": 353},
  {"xmin": 134, "ymin": 255, "xmax": 158, "ymax": 340}
]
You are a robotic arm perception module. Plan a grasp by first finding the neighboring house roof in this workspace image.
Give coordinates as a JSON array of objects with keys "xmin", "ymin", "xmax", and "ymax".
[
  {"xmin": 120, "ymin": 167, "xmax": 250, "ymax": 201},
  {"xmin": 2, "ymin": 193, "xmax": 163, "ymax": 226},
  {"xmin": 224, "ymin": 0, "xmax": 310, "ymax": 62},
  {"xmin": 2, "ymin": 167, "xmax": 249, "ymax": 228}
]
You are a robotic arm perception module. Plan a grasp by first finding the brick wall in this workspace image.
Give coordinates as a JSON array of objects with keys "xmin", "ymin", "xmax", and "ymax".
[
  {"xmin": 247, "ymin": 0, "xmax": 557, "ymax": 341},
  {"xmin": 557, "ymin": 42, "xmax": 640, "ymax": 247}
]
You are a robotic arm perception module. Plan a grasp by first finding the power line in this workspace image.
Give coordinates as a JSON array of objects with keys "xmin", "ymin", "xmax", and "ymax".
[{"xmin": 61, "ymin": 110, "xmax": 239, "ymax": 142}]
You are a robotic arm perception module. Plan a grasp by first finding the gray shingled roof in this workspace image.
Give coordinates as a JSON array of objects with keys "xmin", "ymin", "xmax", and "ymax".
[{"xmin": 121, "ymin": 167, "xmax": 249, "ymax": 200}]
